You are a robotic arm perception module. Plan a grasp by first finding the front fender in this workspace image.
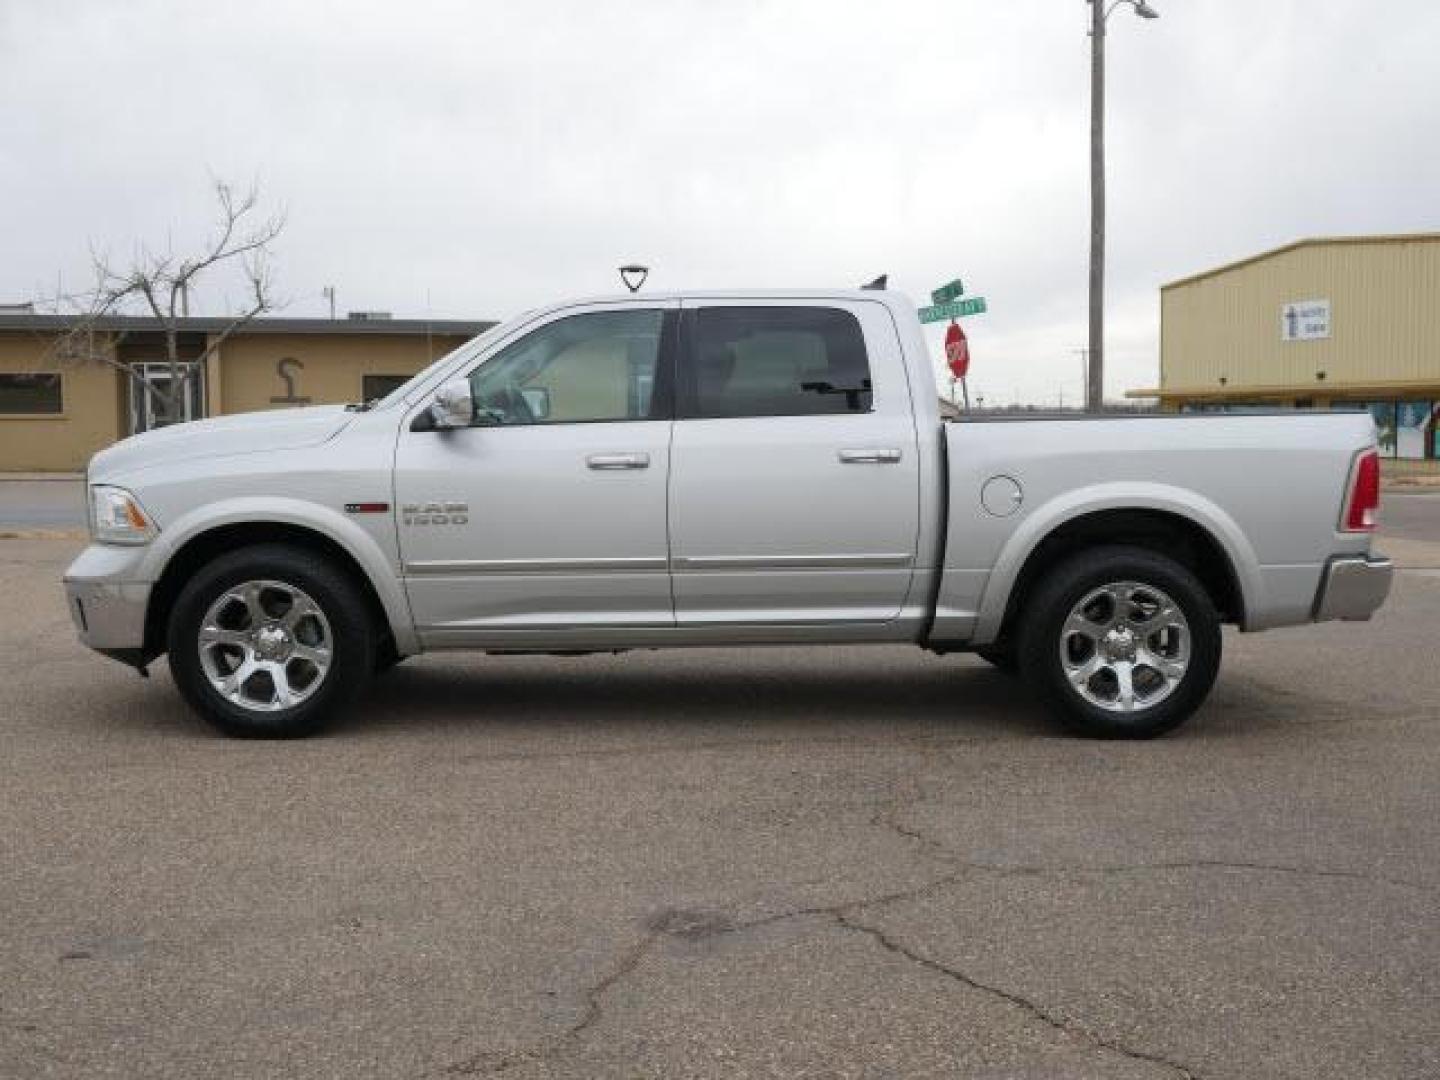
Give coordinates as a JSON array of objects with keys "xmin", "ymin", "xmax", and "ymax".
[
  {"xmin": 136, "ymin": 497, "xmax": 417, "ymax": 655},
  {"xmin": 972, "ymin": 482, "xmax": 1262, "ymax": 643}
]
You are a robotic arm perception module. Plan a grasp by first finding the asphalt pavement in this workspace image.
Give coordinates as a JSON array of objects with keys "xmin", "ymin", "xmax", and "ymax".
[{"xmin": 2, "ymin": 532, "xmax": 1439, "ymax": 1079}]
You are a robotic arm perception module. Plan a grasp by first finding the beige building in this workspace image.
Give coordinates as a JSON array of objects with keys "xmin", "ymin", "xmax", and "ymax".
[
  {"xmin": 0, "ymin": 313, "xmax": 492, "ymax": 471},
  {"xmin": 1131, "ymin": 233, "xmax": 1440, "ymax": 461}
]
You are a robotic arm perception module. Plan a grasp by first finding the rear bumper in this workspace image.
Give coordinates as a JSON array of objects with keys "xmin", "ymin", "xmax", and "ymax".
[
  {"xmin": 1313, "ymin": 554, "xmax": 1393, "ymax": 623},
  {"xmin": 63, "ymin": 543, "xmax": 153, "ymax": 660}
]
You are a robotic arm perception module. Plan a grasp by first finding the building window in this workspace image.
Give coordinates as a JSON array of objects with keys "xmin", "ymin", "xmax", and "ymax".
[
  {"xmin": 1359, "ymin": 402, "xmax": 1398, "ymax": 457},
  {"xmin": 1354, "ymin": 400, "xmax": 1439, "ymax": 459},
  {"xmin": 1397, "ymin": 400, "xmax": 1439, "ymax": 460},
  {"xmin": 0, "ymin": 373, "xmax": 63, "ymax": 414},
  {"xmin": 362, "ymin": 374, "xmax": 412, "ymax": 402}
]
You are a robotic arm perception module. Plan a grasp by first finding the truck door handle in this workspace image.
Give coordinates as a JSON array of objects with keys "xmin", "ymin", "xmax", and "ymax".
[
  {"xmin": 586, "ymin": 452, "xmax": 651, "ymax": 470},
  {"xmin": 838, "ymin": 447, "xmax": 902, "ymax": 464}
]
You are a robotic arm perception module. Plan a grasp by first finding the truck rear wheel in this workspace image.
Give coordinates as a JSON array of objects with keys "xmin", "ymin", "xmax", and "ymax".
[
  {"xmin": 166, "ymin": 544, "xmax": 374, "ymax": 738},
  {"xmin": 1016, "ymin": 545, "xmax": 1221, "ymax": 739}
]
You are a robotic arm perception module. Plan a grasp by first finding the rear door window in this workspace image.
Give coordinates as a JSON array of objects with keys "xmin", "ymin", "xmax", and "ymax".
[{"xmin": 680, "ymin": 306, "xmax": 872, "ymax": 419}]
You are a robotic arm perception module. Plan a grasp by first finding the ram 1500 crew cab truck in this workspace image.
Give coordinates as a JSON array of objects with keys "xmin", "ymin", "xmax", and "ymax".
[{"xmin": 65, "ymin": 290, "xmax": 1393, "ymax": 739}]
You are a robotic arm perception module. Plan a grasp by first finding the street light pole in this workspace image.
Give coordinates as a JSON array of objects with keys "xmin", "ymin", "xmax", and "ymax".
[
  {"xmin": 1087, "ymin": 0, "xmax": 1106, "ymax": 413},
  {"xmin": 1086, "ymin": 0, "xmax": 1159, "ymax": 413}
]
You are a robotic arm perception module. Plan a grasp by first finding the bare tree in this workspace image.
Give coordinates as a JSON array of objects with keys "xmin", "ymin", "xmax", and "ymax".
[{"xmin": 47, "ymin": 179, "xmax": 285, "ymax": 427}]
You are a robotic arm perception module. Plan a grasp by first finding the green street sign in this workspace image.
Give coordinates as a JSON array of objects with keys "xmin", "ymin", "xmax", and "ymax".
[
  {"xmin": 918, "ymin": 297, "xmax": 987, "ymax": 323},
  {"xmin": 930, "ymin": 279, "xmax": 965, "ymax": 305}
]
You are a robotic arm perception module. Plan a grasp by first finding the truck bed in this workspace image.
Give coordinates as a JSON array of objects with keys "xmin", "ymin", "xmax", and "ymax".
[{"xmin": 929, "ymin": 411, "xmax": 1378, "ymax": 644}]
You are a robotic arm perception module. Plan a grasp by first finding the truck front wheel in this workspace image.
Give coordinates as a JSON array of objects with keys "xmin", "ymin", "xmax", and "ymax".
[
  {"xmin": 1016, "ymin": 545, "xmax": 1221, "ymax": 739},
  {"xmin": 166, "ymin": 544, "xmax": 375, "ymax": 738}
]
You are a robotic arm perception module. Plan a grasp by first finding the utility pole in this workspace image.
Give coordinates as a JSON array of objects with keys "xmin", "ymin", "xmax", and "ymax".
[{"xmin": 1087, "ymin": 0, "xmax": 1159, "ymax": 413}]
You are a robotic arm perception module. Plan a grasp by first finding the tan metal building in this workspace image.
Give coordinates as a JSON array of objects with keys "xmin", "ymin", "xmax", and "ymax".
[
  {"xmin": 1130, "ymin": 233, "xmax": 1440, "ymax": 462},
  {"xmin": 0, "ymin": 313, "xmax": 492, "ymax": 472}
]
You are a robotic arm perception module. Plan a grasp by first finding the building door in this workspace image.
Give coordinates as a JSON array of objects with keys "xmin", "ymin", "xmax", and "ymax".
[
  {"xmin": 394, "ymin": 302, "xmax": 678, "ymax": 645},
  {"xmin": 667, "ymin": 300, "xmax": 921, "ymax": 626},
  {"xmin": 129, "ymin": 362, "xmax": 204, "ymax": 433}
]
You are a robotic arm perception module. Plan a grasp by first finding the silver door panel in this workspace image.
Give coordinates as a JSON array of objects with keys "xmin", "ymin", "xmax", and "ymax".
[
  {"xmin": 394, "ymin": 299, "xmax": 678, "ymax": 636},
  {"xmin": 408, "ymin": 571, "xmax": 673, "ymax": 640},
  {"xmin": 669, "ymin": 421, "xmax": 920, "ymax": 620},
  {"xmin": 668, "ymin": 298, "xmax": 921, "ymax": 626},
  {"xmin": 667, "ymin": 567, "xmax": 916, "ymax": 625},
  {"xmin": 397, "ymin": 420, "xmax": 673, "ymax": 633}
]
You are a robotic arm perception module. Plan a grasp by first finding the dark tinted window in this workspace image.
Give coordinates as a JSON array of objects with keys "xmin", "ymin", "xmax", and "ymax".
[
  {"xmin": 0, "ymin": 373, "xmax": 63, "ymax": 414},
  {"xmin": 362, "ymin": 374, "xmax": 411, "ymax": 402},
  {"xmin": 685, "ymin": 307, "xmax": 871, "ymax": 418}
]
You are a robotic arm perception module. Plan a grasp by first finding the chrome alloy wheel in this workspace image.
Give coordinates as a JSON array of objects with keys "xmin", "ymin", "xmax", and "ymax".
[
  {"xmin": 1059, "ymin": 581, "xmax": 1190, "ymax": 713},
  {"xmin": 197, "ymin": 580, "xmax": 333, "ymax": 712}
]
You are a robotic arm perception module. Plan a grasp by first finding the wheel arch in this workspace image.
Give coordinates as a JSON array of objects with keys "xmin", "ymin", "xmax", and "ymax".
[
  {"xmin": 140, "ymin": 507, "xmax": 413, "ymax": 663},
  {"xmin": 976, "ymin": 486, "xmax": 1259, "ymax": 646}
]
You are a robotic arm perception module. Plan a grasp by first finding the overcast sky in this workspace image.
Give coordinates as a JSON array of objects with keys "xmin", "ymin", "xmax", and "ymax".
[{"xmin": 4, "ymin": 0, "xmax": 1439, "ymax": 404}]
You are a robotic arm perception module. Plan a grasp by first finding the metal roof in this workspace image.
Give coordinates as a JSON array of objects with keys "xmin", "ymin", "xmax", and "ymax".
[
  {"xmin": 1162, "ymin": 232, "xmax": 1440, "ymax": 291},
  {"xmin": 0, "ymin": 313, "xmax": 496, "ymax": 337}
]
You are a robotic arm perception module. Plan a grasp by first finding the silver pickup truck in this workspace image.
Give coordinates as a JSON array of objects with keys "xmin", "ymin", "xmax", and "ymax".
[{"xmin": 65, "ymin": 289, "xmax": 1392, "ymax": 739}]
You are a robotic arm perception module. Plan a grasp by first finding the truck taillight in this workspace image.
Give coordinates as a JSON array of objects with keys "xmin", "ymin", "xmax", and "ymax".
[{"xmin": 1342, "ymin": 449, "xmax": 1380, "ymax": 532}]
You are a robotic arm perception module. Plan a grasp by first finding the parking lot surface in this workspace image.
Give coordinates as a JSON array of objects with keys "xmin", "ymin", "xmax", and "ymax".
[{"xmin": 3, "ymin": 533, "xmax": 1439, "ymax": 1079}]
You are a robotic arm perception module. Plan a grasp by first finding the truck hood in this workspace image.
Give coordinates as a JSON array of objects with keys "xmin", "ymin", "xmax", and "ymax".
[{"xmin": 89, "ymin": 405, "xmax": 355, "ymax": 483}]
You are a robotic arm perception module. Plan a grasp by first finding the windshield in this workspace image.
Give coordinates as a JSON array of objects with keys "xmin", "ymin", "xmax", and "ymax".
[{"xmin": 367, "ymin": 316, "xmax": 529, "ymax": 410}]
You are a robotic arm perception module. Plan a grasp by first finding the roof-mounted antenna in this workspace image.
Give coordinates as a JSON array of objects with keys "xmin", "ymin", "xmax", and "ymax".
[
  {"xmin": 619, "ymin": 265, "xmax": 650, "ymax": 294},
  {"xmin": 861, "ymin": 274, "xmax": 888, "ymax": 290}
]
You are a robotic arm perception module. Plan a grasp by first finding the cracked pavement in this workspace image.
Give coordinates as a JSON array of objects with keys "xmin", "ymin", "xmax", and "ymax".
[{"xmin": 3, "ymin": 533, "xmax": 1439, "ymax": 1079}]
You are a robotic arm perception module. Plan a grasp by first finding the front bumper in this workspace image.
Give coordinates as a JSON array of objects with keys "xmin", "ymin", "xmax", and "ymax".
[
  {"xmin": 63, "ymin": 543, "xmax": 154, "ymax": 663},
  {"xmin": 1313, "ymin": 554, "xmax": 1394, "ymax": 623}
]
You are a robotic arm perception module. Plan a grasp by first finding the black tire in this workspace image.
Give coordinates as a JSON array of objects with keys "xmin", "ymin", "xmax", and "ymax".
[
  {"xmin": 1016, "ymin": 545, "xmax": 1221, "ymax": 739},
  {"xmin": 167, "ymin": 543, "xmax": 375, "ymax": 737},
  {"xmin": 374, "ymin": 637, "xmax": 406, "ymax": 675},
  {"xmin": 975, "ymin": 645, "xmax": 1017, "ymax": 674}
]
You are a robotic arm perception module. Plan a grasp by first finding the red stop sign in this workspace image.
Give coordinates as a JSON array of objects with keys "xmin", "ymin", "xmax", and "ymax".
[{"xmin": 945, "ymin": 321, "xmax": 970, "ymax": 379}]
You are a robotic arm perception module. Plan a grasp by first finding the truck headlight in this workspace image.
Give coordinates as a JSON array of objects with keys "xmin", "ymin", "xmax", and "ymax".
[{"xmin": 89, "ymin": 485, "xmax": 158, "ymax": 545}]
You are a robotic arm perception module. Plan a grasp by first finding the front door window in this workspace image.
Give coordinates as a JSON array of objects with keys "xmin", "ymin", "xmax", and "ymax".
[{"xmin": 467, "ymin": 309, "xmax": 666, "ymax": 426}]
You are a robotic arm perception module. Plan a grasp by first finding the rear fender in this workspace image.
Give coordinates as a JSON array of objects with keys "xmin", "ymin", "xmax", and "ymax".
[{"xmin": 972, "ymin": 482, "xmax": 1261, "ymax": 643}]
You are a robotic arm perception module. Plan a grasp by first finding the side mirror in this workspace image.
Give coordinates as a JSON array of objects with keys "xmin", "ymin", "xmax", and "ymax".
[{"xmin": 428, "ymin": 379, "xmax": 474, "ymax": 429}]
